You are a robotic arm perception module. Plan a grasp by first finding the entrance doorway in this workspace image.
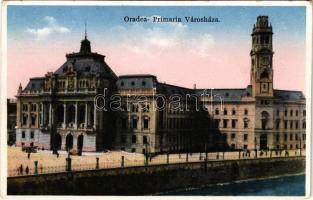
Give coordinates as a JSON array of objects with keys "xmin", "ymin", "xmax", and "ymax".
[
  {"xmin": 66, "ymin": 134, "xmax": 73, "ymax": 150},
  {"xmin": 260, "ymin": 134, "xmax": 268, "ymax": 150},
  {"xmin": 77, "ymin": 134, "xmax": 84, "ymax": 152},
  {"xmin": 55, "ymin": 134, "xmax": 62, "ymax": 150}
]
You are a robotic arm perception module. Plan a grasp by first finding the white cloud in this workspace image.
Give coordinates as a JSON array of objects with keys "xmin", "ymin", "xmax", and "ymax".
[
  {"xmin": 190, "ymin": 34, "xmax": 215, "ymax": 57},
  {"xmin": 109, "ymin": 15, "xmax": 214, "ymax": 57},
  {"xmin": 26, "ymin": 16, "xmax": 70, "ymax": 40}
]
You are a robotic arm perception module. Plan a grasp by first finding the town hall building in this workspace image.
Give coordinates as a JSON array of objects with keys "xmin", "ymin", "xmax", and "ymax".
[{"xmin": 15, "ymin": 16, "xmax": 306, "ymax": 153}]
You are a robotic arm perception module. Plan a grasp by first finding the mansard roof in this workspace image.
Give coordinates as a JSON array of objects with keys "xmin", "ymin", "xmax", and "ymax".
[
  {"xmin": 274, "ymin": 90, "xmax": 305, "ymax": 101},
  {"xmin": 23, "ymin": 77, "xmax": 45, "ymax": 93},
  {"xmin": 195, "ymin": 85, "xmax": 252, "ymax": 102},
  {"xmin": 54, "ymin": 55, "xmax": 117, "ymax": 79},
  {"xmin": 117, "ymin": 74, "xmax": 157, "ymax": 89},
  {"xmin": 54, "ymin": 36, "xmax": 117, "ymax": 80},
  {"xmin": 157, "ymin": 83, "xmax": 194, "ymax": 96}
]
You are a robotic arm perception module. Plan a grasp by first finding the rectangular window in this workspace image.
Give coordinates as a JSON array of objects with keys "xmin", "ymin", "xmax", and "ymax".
[
  {"xmin": 231, "ymin": 133, "xmax": 236, "ymax": 140},
  {"xmin": 22, "ymin": 104, "xmax": 28, "ymax": 112},
  {"xmin": 303, "ymin": 134, "xmax": 306, "ymax": 141},
  {"xmin": 143, "ymin": 136, "xmax": 148, "ymax": 144},
  {"xmin": 295, "ymin": 121, "xmax": 299, "ymax": 129},
  {"xmin": 284, "ymin": 120, "xmax": 288, "ymax": 129},
  {"xmin": 143, "ymin": 118, "xmax": 149, "ymax": 129},
  {"xmin": 223, "ymin": 119, "xmax": 228, "ymax": 128},
  {"xmin": 284, "ymin": 133, "xmax": 287, "ymax": 141},
  {"xmin": 231, "ymin": 144, "xmax": 235, "ymax": 149},
  {"xmin": 276, "ymin": 110, "xmax": 279, "ymax": 116},
  {"xmin": 284, "ymin": 110, "xmax": 288, "ymax": 117},
  {"xmin": 303, "ymin": 110, "xmax": 306, "ymax": 116},
  {"xmin": 290, "ymin": 144, "xmax": 293, "ymax": 149},
  {"xmin": 290, "ymin": 134, "xmax": 293, "ymax": 141},
  {"xmin": 30, "ymin": 131, "xmax": 34, "ymax": 139},
  {"xmin": 276, "ymin": 120, "xmax": 280, "ymax": 129},
  {"xmin": 132, "ymin": 118, "xmax": 137, "ymax": 129},
  {"xmin": 296, "ymin": 110, "xmax": 298, "ymax": 116},
  {"xmin": 22, "ymin": 131, "xmax": 25, "ymax": 139},
  {"xmin": 290, "ymin": 121, "xmax": 293, "ymax": 129},
  {"xmin": 231, "ymin": 120, "xmax": 236, "ymax": 128},
  {"xmin": 276, "ymin": 134, "xmax": 279, "ymax": 142},
  {"xmin": 295, "ymin": 134, "xmax": 298, "ymax": 141},
  {"xmin": 243, "ymin": 134, "xmax": 248, "ymax": 141},
  {"xmin": 132, "ymin": 135, "xmax": 136, "ymax": 144}
]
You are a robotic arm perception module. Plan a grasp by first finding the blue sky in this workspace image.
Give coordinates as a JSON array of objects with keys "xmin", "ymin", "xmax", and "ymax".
[
  {"xmin": 8, "ymin": 6, "xmax": 306, "ymax": 42},
  {"xmin": 7, "ymin": 6, "xmax": 307, "ymax": 98}
]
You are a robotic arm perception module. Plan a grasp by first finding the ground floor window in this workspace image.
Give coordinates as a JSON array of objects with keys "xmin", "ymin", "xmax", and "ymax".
[
  {"xmin": 132, "ymin": 135, "xmax": 136, "ymax": 144},
  {"xmin": 131, "ymin": 148, "xmax": 136, "ymax": 152}
]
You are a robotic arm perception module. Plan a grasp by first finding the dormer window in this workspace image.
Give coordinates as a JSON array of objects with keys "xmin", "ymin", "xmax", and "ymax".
[
  {"xmin": 142, "ymin": 81, "xmax": 146, "ymax": 86},
  {"xmin": 85, "ymin": 66, "xmax": 91, "ymax": 72},
  {"xmin": 131, "ymin": 81, "xmax": 135, "ymax": 86},
  {"xmin": 121, "ymin": 82, "xmax": 124, "ymax": 86}
]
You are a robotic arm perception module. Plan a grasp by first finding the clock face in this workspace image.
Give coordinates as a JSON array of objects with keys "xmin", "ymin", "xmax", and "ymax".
[{"xmin": 260, "ymin": 57, "xmax": 269, "ymax": 66}]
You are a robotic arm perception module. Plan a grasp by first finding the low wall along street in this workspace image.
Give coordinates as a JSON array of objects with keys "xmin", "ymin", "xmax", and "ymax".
[{"xmin": 7, "ymin": 156, "xmax": 305, "ymax": 195}]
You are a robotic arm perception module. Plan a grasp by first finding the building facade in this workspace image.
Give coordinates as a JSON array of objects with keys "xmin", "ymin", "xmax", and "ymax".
[
  {"xmin": 7, "ymin": 98, "xmax": 17, "ymax": 145},
  {"xmin": 15, "ymin": 16, "xmax": 306, "ymax": 153}
]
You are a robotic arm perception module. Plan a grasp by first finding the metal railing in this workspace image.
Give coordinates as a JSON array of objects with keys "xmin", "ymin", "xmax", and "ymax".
[{"xmin": 8, "ymin": 149, "xmax": 305, "ymax": 177}]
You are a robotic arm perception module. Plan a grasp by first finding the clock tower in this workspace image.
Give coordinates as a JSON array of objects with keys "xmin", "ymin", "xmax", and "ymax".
[{"xmin": 250, "ymin": 16, "xmax": 274, "ymax": 97}]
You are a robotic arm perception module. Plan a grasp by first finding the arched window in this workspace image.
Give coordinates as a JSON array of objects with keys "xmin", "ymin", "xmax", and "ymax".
[
  {"xmin": 143, "ymin": 116, "xmax": 149, "ymax": 129},
  {"xmin": 261, "ymin": 111, "xmax": 269, "ymax": 130},
  {"xmin": 215, "ymin": 108, "xmax": 219, "ymax": 115},
  {"xmin": 243, "ymin": 118, "xmax": 249, "ymax": 129},
  {"xmin": 67, "ymin": 105, "xmax": 76, "ymax": 123},
  {"xmin": 223, "ymin": 108, "xmax": 227, "ymax": 115},
  {"xmin": 232, "ymin": 109, "xmax": 236, "ymax": 115},
  {"xmin": 22, "ymin": 114, "xmax": 28, "ymax": 125},
  {"xmin": 31, "ymin": 114, "xmax": 36, "ymax": 126},
  {"xmin": 260, "ymin": 70, "xmax": 269, "ymax": 79}
]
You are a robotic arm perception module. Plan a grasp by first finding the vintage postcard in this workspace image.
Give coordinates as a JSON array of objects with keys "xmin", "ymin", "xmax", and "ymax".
[{"xmin": 2, "ymin": 1, "xmax": 312, "ymax": 197}]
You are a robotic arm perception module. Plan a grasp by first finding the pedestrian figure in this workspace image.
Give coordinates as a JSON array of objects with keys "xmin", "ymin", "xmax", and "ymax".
[
  {"xmin": 57, "ymin": 152, "xmax": 59, "ymax": 158},
  {"xmin": 179, "ymin": 154, "xmax": 181, "ymax": 159},
  {"xmin": 19, "ymin": 164, "xmax": 23, "ymax": 175},
  {"xmin": 27, "ymin": 152, "xmax": 30, "ymax": 159},
  {"xmin": 25, "ymin": 166, "xmax": 29, "ymax": 174}
]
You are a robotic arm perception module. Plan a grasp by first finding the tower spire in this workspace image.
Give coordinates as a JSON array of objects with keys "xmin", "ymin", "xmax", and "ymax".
[{"xmin": 79, "ymin": 21, "xmax": 91, "ymax": 54}]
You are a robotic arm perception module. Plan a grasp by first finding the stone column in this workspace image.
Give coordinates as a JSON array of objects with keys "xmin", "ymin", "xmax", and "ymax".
[
  {"xmin": 63, "ymin": 103, "xmax": 67, "ymax": 128},
  {"xmin": 75, "ymin": 102, "xmax": 78, "ymax": 129},
  {"xmin": 85, "ymin": 103, "xmax": 88, "ymax": 128},
  {"xmin": 93, "ymin": 105, "xmax": 97, "ymax": 129}
]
